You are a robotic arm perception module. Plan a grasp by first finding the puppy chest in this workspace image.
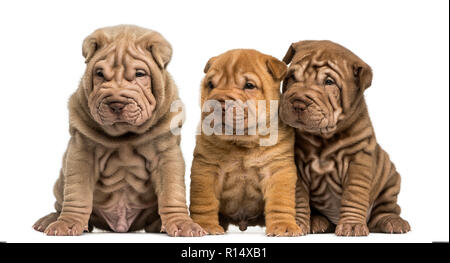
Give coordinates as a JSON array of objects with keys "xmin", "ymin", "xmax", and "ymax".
[
  {"xmin": 96, "ymin": 146, "xmax": 150, "ymax": 193},
  {"xmin": 219, "ymin": 168, "xmax": 264, "ymax": 222},
  {"xmin": 299, "ymin": 151, "xmax": 351, "ymax": 224}
]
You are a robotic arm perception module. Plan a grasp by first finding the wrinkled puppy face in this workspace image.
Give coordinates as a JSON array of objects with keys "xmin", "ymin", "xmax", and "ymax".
[
  {"xmin": 91, "ymin": 49, "xmax": 154, "ymax": 127},
  {"xmin": 201, "ymin": 49, "xmax": 286, "ymax": 139},
  {"xmin": 81, "ymin": 26, "xmax": 172, "ymax": 136},
  {"xmin": 279, "ymin": 41, "xmax": 372, "ymax": 136}
]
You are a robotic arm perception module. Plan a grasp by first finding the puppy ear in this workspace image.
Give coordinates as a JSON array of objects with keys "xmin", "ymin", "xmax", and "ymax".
[
  {"xmin": 82, "ymin": 30, "xmax": 110, "ymax": 64},
  {"xmin": 266, "ymin": 57, "xmax": 287, "ymax": 81},
  {"xmin": 353, "ymin": 62, "xmax": 373, "ymax": 90},
  {"xmin": 203, "ymin": 56, "xmax": 216, "ymax": 73},
  {"xmin": 139, "ymin": 31, "xmax": 173, "ymax": 69},
  {"xmin": 282, "ymin": 43, "xmax": 296, "ymax": 65}
]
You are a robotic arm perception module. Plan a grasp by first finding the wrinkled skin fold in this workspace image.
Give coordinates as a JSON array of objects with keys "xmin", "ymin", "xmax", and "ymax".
[
  {"xmin": 189, "ymin": 49, "xmax": 311, "ymax": 237},
  {"xmin": 280, "ymin": 40, "xmax": 410, "ymax": 236},
  {"xmin": 33, "ymin": 25, "xmax": 205, "ymax": 237}
]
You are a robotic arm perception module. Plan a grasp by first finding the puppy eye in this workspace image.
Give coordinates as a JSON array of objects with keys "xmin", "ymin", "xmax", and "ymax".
[
  {"xmin": 95, "ymin": 70, "xmax": 104, "ymax": 78},
  {"xmin": 324, "ymin": 78, "xmax": 335, "ymax": 85},
  {"xmin": 135, "ymin": 70, "xmax": 147, "ymax": 78},
  {"xmin": 244, "ymin": 82, "xmax": 256, "ymax": 90},
  {"xmin": 207, "ymin": 81, "xmax": 214, "ymax": 90}
]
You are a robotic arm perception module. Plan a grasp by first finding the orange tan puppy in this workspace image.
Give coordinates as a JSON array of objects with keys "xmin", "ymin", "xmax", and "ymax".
[
  {"xmin": 189, "ymin": 49, "xmax": 310, "ymax": 236},
  {"xmin": 33, "ymin": 25, "xmax": 205, "ymax": 236},
  {"xmin": 280, "ymin": 40, "xmax": 410, "ymax": 236}
]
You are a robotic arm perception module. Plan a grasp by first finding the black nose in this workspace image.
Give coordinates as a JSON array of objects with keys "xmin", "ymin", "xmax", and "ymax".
[
  {"xmin": 108, "ymin": 102, "xmax": 126, "ymax": 113},
  {"xmin": 292, "ymin": 99, "xmax": 307, "ymax": 112}
]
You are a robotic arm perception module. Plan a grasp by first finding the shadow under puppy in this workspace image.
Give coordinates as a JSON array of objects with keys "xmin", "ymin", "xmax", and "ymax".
[
  {"xmin": 33, "ymin": 25, "xmax": 205, "ymax": 236},
  {"xmin": 280, "ymin": 40, "xmax": 410, "ymax": 236},
  {"xmin": 189, "ymin": 49, "xmax": 310, "ymax": 236}
]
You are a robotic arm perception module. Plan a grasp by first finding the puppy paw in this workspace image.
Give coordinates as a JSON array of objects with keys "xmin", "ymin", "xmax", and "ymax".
[
  {"xmin": 335, "ymin": 222, "xmax": 369, "ymax": 236},
  {"xmin": 162, "ymin": 220, "xmax": 207, "ymax": 237},
  {"xmin": 375, "ymin": 216, "xmax": 411, "ymax": 234},
  {"xmin": 44, "ymin": 219, "xmax": 86, "ymax": 236},
  {"xmin": 266, "ymin": 221, "xmax": 307, "ymax": 237},
  {"xmin": 33, "ymin": 212, "xmax": 59, "ymax": 232},
  {"xmin": 196, "ymin": 223, "xmax": 225, "ymax": 235},
  {"xmin": 310, "ymin": 215, "xmax": 333, "ymax": 234}
]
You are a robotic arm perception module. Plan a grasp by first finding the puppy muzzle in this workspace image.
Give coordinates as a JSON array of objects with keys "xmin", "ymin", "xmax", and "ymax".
[{"xmin": 281, "ymin": 88, "xmax": 334, "ymax": 133}]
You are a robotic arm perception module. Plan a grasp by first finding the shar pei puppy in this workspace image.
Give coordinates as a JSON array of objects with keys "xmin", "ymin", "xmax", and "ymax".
[
  {"xmin": 189, "ymin": 49, "xmax": 310, "ymax": 236},
  {"xmin": 33, "ymin": 25, "xmax": 205, "ymax": 236},
  {"xmin": 280, "ymin": 40, "xmax": 410, "ymax": 236}
]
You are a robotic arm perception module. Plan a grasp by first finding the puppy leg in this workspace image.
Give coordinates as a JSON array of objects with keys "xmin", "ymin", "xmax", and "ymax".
[
  {"xmin": 44, "ymin": 135, "xmax": 95, "ymax": 236},
  {"xmin": 263, "ymin": 160, "xmax": 308, "ymax": 236},
  {"xmin": 368, "ymin": 168, "xmax": 410, "ymax": 234},
  {"xmin": 144, "ymin": 218, "xmax": 162, "ymax": 233},
  {"xmin": 151, "ymin": 145, "xmax": 206, "ymax": 237},
  {"xmin": 310, "ymin": 208, "xmax": 335, "ymax": 234},
  {"xmin": 336, "ymin": 151, "xmax": 371, "ymax": 236},
  {"xmin": 218, "ymin": 214, "xmax": 231, "ymax": 232},
  {"xmin": 87, "ymin": 210, "xmax": 111, "ymax": 232},
  {"xmin": 189, "ymin": 157, "xmax": 224, "ymax": 235},
  {"xmin": 295, "ymin": 178, "xmax": 311, "ymax": 233},
  {"xmin": 139, "ymin": 208, "xmax": 162, "ymax": 233},
  {"xmin": 33, "ymin": 167, "xmax": 65, "ymax": 232}
]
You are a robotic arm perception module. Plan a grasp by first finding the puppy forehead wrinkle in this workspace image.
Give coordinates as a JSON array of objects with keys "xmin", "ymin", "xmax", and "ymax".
[
  {"xmin": 96, "ymin": 44, "xmax": 116, "ymax": 62},
  {"xmin": 305, "ymin": 67, "xmax": 317, "ymax": 82},
  {"xmin": 296, "ymin": 53, "xmax": 312, "ymax": 64},
  {"xmin": 124, "ymin": 53, "xmax": 148, "ymax": 72},
  {"xmin": 94, "ymin": 49, "xmax": 116, "ymax": 70},
  {"xmin": 243, "ymin": 72, "xmax": 260, "ymax": 83},
  {"xmin": 293, "ymin": 55, "xmax": 346, "ymax": 83},
  {"xmin": 291, "ymin": 58, "xmax": 310, "ymax": 78},
  {"xmin": 126, "ymin": 45, "xmax": 153, "ymax": 71},
  {"xmin": 210, "ymin": 71, "xmax": 223, "ymax": 84},
  {"xmin": 101, "ymin": 44, "xmax": 151, "ymax": 83},
  {"xmin": 228, "ymin": 55, "xmax": 241, "ymax": 86},
  {"xmin": 342, "ymin": 60, "xmax": 351, "ymax": 77},
  {"xmin": 326, "ymin": 60, "xmax": 344, "ymax": 79}
]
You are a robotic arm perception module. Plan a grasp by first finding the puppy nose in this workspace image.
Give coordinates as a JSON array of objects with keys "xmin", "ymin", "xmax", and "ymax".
[
  {"xmin": 292, "ymin": 99, "xmax": 307, "ymax": 111},
  {"xmin": 108, "ymin": 102, "xmax": 126, "ymax": 113}
]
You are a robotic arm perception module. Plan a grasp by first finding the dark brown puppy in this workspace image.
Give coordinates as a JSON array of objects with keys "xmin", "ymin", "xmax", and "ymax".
[{"xmin": 280, "ymin": 40, "xmax": 410, "ymax": 236}]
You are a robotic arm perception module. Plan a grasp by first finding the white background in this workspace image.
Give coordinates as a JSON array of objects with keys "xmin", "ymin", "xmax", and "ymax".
[{"xmin": 0, "ymin": 0, "xmax": 448, "ymax": 243}]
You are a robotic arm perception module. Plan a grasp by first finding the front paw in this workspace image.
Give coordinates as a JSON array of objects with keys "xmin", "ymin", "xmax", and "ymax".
[
  {"xmin": 196, "ymin": 223, "xmax": 225, "ymax": 235},
  {"xmin": 310, "ymin": 215, "xmax": 333, "ymax": 234},
  {"xmin": 44, "ymin": 219, "xmax": 87, "ymax": 236},
  {"xmin": 375, "ymin": 216, "xmax": 411, "ymax": 234},
  {"xmin": 33, "ymin": 212, "xmax": 59, "ymax": 232},
  {"xmin": 335, "ymin": 222, "xmax": 369, "ymax": 236},
  {"xmin": 266, "ymin": 221, "xmax": 307, "ymax": 237},
  {"xmin": 162, "ymin": 219, "xmax": 207, "ymax": 237}
]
